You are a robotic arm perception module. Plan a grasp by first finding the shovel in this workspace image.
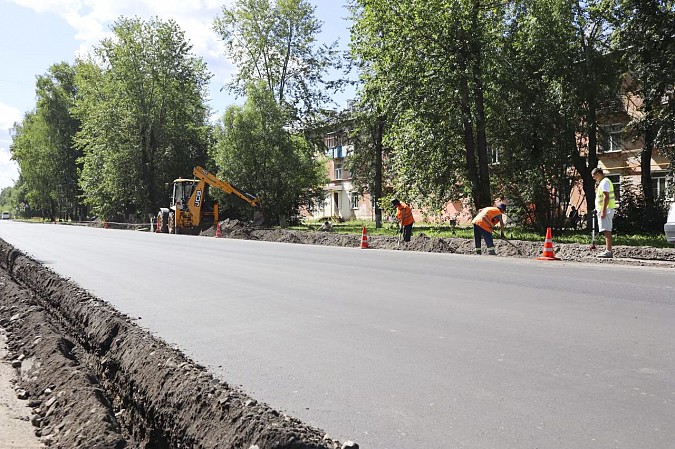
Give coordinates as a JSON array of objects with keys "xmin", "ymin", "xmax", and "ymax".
[
  {"xmin": 589, "ymin": 210, "xmax": 597, "ymax": 250},
  {"xmin": 501, "ymin": 236, "xmax": 522, "ymax": 255}
]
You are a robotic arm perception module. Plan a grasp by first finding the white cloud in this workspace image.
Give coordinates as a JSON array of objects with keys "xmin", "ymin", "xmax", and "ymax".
[
  {"xmin": 0, "ymin": 103, "xmax": 22, "ymax": 189},
  {"xmin": 0, "ymin": 146, "xmax": 19, "ymax": 190},
  {"xmin": 0, "ymin": 103, "xmax": 23, "ymax": 132},
  {"xmin": 9, "ymin": 0, "xmax": 236, "ymax": 77}
]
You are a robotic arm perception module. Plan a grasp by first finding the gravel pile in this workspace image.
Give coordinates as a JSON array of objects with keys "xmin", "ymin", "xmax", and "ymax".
[{"xmin": 202, "ymin": 221, "xmax": 675, "ymax": 267}]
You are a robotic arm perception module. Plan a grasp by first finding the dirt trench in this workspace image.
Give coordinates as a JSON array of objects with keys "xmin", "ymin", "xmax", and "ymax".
[
  {"xmin": 0, "ymin": 239, "xmax": 353, "ymax": 449},
  {"xmin": 206, "ymin": 220, "xmax": 675, "ymax": 268}
]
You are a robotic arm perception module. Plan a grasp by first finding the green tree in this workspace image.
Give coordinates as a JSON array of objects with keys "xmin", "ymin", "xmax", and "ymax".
[
  {"xmin": 213, "ymin": 0, "xmax": 342, "ymax": 119},
  {"xmin": 488, "ymin": 1, "xmax": 598, "ymax": 229},
  {"xmin": 74, "ymin": 17, "xmax": 212, "ymax": 220},
  {"xmin": 345, "ymin": 108, "xmax": 389, "ymax": 228},
  {"xmin": 0, "ymin": 184, "xmax": 25, "ymax": 217},
  {"xmin": 10, "ymin": 112, "xmax": 57, "ymax": 219},
  {"xmin": 212, "ymin": 83, "xmax": 326, "ymax": 224},
  {"xmin": 350, "ymin": 0, "xmax": 507, "ymax": 211},
  {"xmin": 10, "ymin": 62, "xmax": 82, "ymax": 220},
  {"xmin": 566, "ymin": 0, "xmax": 621, "ymax": 228},
  {"xmin": 613, "ymin": 0, "xmax": 675, "ymax": 229}
]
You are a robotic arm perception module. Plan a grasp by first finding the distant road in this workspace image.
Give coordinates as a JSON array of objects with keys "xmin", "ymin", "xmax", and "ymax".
[{"xmin": 1, "ymin": 221, "xmax": 674, "ymax": 449}]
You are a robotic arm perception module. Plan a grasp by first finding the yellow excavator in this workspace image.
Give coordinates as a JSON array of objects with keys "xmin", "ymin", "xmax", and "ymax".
[{"xmin": 156, "ymin": 166, "xmax": 264, "ymax": 234}]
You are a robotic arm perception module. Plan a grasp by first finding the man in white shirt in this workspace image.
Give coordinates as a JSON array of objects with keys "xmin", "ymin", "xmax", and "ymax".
[{"xmin": 592, "ymin": 168, "xmax": 617, "ymax": 258}]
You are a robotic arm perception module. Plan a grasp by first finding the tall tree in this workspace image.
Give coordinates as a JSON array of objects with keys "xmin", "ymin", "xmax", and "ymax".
[
  {"xmin": 10, "ymin": 112, "xmax": 56, "ymax": 219},
  {"xmin": 74, "ymin": 17, "xmax": 211, "ymax": 220},
  {"xmin": 344, "ymin": 107, "xmax": 388, "ymax": 228},
  {"xmin": 566, "ymin": 0, "xmax": 620, "ymax": 228},
  {"xmin": 613, "ymin": 0, "xmax": 675, "ymax": 216},
  {"xmin": 490, "ymin": 0, "xmax": 578, "ymax": 228},
  {"xmin": 212, "ymin": 83, "xmax": 326, "ymax": 224},
  {"xmin": 213, "ymin": 0, "xmax": 342, "ymax": 119},
  {"xmin": 10, "ymin": 62, "xmax": 82, "ymax": 220},
  {"xmin": 350, "ymin": 0, "xmax": 505, "ymax": 211},
  {"xmin": 491, "ymin": 0, "xmax": 620, "ymax": 228}
]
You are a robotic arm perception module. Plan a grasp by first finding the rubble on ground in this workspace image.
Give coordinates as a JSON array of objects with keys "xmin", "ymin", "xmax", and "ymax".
[
  {"xmin": 0, "ymin": 239, "xmax": 348, "ymax": 449},
  {"xmin": 202, "ymin": 220, "xmax": 675, "ymax": 267}
]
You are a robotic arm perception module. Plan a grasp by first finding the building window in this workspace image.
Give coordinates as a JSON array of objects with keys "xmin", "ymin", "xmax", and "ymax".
[
  {"xmin": 653, "ymin": 173, "xmax": 669, "ymax": 199},
  {"xmin": 324, "ymin": 133, "xmax": 343, "ymax": 150},
  {"xmin": 325, "ymin": 146, "xmax": 344, "ymax": 159},
  {"xmin": 600, "ymin": 124, "xmax": 624, "ymax": 153},
  {"xmin": 334, "ymin": 162, "xmax": 343, "ymax": 180},
  {"xmin": 606, "ymin": 174, "xmax": 621, "ymax": 205},
  {"xmin": 351, "ymin": 193, "xmax": 359, "ymax": 209}
]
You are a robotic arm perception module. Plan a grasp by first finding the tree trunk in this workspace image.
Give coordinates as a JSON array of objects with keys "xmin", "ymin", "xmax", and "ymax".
[
  {"xmin": 570, "ymin": 129, "xmax": 597, "ymax": 230},
  {"xmin": 575, "ymin": 17, "xmax": 600, "ymax": 229},
  {"xmin": 140, "ymin": 122, "xmax": 157, "ymax": 217},
  {"xmin": 457, "ymin": 57, "xmax": 480, "ymax": 210},
  {"xmin": 641, "ymin": 118, "xmax": 656, "ymax": 230},
  {"xmin": 471, "ymin": 45, "xmax": 491, "ymax": 208},
  {"xmin": 374, "ymin": 116, "xmax": 384, "ymax": 229},
  {"xmin": 585, "ymin": 112, "xmax": 599, "ymax": 230},
  {"xmin": 641, "ymin": 108, "xmax": 655, "ymax": 207}
]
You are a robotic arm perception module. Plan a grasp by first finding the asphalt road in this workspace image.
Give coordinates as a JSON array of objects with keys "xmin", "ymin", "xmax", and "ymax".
[{"xmin": 1, "ymin": 221, "xmax": 674, "ymax": 449}]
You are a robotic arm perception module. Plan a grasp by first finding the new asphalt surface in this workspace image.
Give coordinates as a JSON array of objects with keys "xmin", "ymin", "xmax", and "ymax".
[{"xmin": 1, "ymin": 221, "xmax": 674, "ymax": 449}]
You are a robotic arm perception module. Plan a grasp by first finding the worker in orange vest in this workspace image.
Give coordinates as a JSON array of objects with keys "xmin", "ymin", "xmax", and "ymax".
[
  {"xmin": 392, "ymin": 198, "xmax": 415, "ymax": 242},
  {"xmin": 472, "ymin": 202, "xmax": 507, "ymax": 255}
]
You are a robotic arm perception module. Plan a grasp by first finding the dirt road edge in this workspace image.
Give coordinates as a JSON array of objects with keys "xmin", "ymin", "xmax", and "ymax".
[{"xmin": 0, "ymin": 238, "xmax": 351, "ymax": 449}]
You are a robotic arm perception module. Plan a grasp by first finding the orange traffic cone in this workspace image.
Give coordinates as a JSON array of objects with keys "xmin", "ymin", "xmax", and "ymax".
[
  {"xmin": 360, "ymin": 226, "xmax": 369, "ymax": 249},
  {"xmin": 536, "ymin": 227, "xmax": 561, "ymax": 261},
  {"xmin": 104, "ymin": 221, "xmax": 109, "ymax": 229},
  {"xmin": 215, "ymin": 223, "xmax": 222, "ymax": 238}
]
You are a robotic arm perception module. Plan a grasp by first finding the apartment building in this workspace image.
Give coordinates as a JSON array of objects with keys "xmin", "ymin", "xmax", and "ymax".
[
  {"xmin": 307, "ymin": 130, "xmax": 375, "ymax": 221},
  {"xmin": 308, "ymin": 84, "xmax": 672, "ymax": 225},
  {"xmin": 571, "ymin": 89, "xmax": 673, "ymax": 217}
]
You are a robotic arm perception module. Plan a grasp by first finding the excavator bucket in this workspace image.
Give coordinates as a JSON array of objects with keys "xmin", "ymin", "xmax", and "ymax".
[{"xmin": 252, "ymin": 208, "xmax": 265, "ymax": 227}]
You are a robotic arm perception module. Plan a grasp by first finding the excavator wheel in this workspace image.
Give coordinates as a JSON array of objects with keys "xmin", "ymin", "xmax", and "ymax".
[
  {"xmin": 168, "ymin": 211, "xmax": 176, "ymax": 234},
  {"xmin": 157, "ymin": 209, "xmax": 169, "ymax": 233}
]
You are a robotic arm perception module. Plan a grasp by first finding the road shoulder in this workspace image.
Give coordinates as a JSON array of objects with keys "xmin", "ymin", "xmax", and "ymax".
[{"xmin": 0, "ymin": 331, "xmax": 43, "ymax": 449}]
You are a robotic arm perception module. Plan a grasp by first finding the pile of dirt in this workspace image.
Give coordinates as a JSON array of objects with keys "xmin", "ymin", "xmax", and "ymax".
[
  {"xmin": 0, "ymin": 239, "xmax": 353, "ymax": 449},
  {"xmin": 202, "ymin": 224, "xmax": 675, "ymax": 267},
  {"xmin": 203, "ymin": 219, "xmax": 259, "ymax": 240},
  {"xmin": 0, "ymin": 271, "xmax": 130, "ymax": 447},
  {"xmin": 251, "ymin": 230, "xmax": 360, "ymax": 248}
]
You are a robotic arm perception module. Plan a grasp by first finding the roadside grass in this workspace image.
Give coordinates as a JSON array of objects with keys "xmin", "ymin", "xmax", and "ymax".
[{"xmin": 291, "ymin": 219, "xmax": 672, "ymax": 248}]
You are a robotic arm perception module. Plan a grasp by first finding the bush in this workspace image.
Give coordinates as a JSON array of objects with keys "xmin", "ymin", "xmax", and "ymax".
[{"xmin": 615, "ymin": 180, "xmax": 668, "ymax": 233}]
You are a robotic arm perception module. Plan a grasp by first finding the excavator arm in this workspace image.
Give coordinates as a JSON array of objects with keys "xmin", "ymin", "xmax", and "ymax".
[{"xmin": 193, "ymin": 166, "xmax": 264, "ymax": 225}]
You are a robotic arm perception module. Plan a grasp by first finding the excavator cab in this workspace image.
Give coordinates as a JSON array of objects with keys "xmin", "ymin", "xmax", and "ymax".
[{"xmin": 172, "ymin": 179, "xmax": 197, "ymax": 211}]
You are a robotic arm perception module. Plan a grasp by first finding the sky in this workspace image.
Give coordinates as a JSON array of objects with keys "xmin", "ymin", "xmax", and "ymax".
[{"xmin": 0, "ymin": 0, "xmax": 355, "ymax": 190}]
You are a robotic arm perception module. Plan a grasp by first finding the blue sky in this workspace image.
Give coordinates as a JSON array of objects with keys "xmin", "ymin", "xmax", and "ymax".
[{"xmin": 0, "ymin": 0, "xmax": 355, "ymax": 190}]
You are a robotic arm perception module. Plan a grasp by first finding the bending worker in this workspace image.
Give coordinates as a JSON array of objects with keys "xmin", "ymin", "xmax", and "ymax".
[
  {"xmin": 472, "ymin": 202, "xmax": 507, "ymax": 255},
  {"xmin": 392, "ymin": 198, "xmax": 414, "ymax": 242}
]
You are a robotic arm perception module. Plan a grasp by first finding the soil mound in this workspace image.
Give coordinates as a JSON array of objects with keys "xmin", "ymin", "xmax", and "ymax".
[
  {"xmin": 0, "ymin": 277, "xmax": 129, "ymax": 447},
  {"xmin": 200, "ymin": 222, "xmax": 674, "ymax": 267},
  {"xmin": 0, "ymin": 239, "xmax": 349, "ymax": 449},
  {"xmin": 203, "ymin": 219, "xmax": 259, "ymax": 240}
]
